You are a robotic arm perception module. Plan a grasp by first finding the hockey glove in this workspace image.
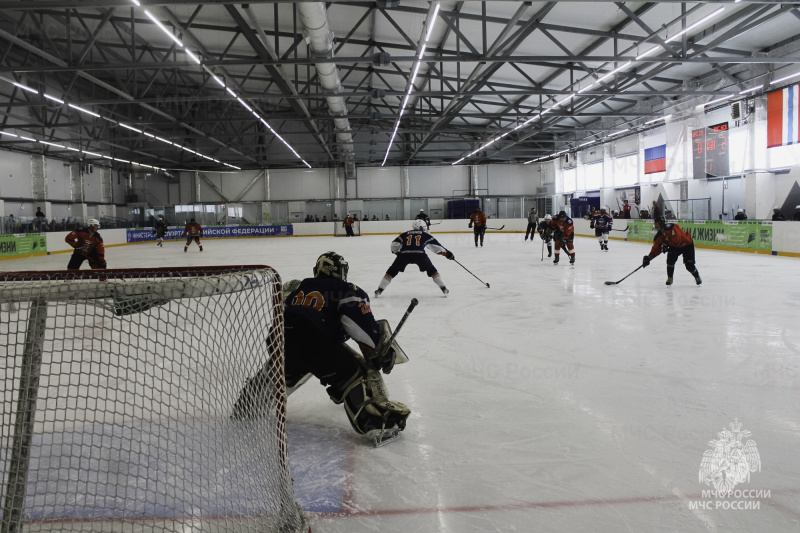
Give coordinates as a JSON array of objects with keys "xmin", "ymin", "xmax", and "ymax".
[
  {"xmin": 661, "ymin": 242, "xmax": 670, "ymax": 254},
  {"xmin": 590, "ymin": 222, "xmax": 595, "ymax": 229},
  {"xmin": 369, "ymin": 341, "xmax": 397, "ymax": 374},
  {"xmin": 445, "ymin": 250, "xmax": 455, "ymax": 260},
  {"xmin": 642, "ymin": 256, "xmax": 651, "ymax": 268},
  {"xmin": 468, "ymin": 223, "xmax": 473, "ymax": 229}
]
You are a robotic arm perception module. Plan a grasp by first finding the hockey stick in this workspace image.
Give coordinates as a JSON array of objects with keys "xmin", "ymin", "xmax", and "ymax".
[
  {"xmin": 388, "ymin": 298, "xmax": 418, "ymax": 347},
  {"xmin": 541, "ymin": 237, "xmax": 545, "ymax": 261},
  {"xmin": 486, "ymin": 225, "xmax": 505, "ymax": 231},
  {"xmin": 454, "ymin": 259, "xmax": 490, "ymax": 288},
  {"xmin": 610, "ymin": 225, "xmax": 630, "ymax": 232},
  {"xmin": 604, "ymin": 265, "xmax": 643, "ymax": 285}
]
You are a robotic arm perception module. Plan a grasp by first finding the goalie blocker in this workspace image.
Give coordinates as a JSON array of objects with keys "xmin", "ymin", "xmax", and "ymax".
[{"xmin": 232, "ymin": 252, "xmax": 410, "ymax": 446}]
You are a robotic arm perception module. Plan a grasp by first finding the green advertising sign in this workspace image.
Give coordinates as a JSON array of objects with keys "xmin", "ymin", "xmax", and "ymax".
[
  {"xmin": 0, "ymin": 233, "xmax": 48, "ymax": 258},
  {"xmin": 626, "ymin": 220, "xmax": 772, "ymax": 252}
]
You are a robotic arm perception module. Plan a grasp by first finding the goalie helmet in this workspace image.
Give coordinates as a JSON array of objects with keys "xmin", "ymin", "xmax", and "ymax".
[
  {"xmin": 412, "ymin": 219, "xmax": 427, "ymax": 231},
  {"xmin": 313, "ymin": 251, "xmax": 349, "ymax": 281},
  {"xmin": 87, "ymin": 218, "xmax": 100, "ymax": 228}
]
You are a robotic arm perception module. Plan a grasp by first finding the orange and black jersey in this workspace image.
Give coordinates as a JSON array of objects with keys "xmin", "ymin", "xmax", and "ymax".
[
  {"xmin": 647, "ymin": 223, "xmax": 693, "ymax": 259},
  {"xmin": 285, "ymin": 277, "xmax": 380, "ymax": 348},
  {"xmin": 343, "ymin": 216, "xmax": 356, "ymax": 227},
  {"xmin": 65, "ymin": 227, "xmax": 105, "ymax": 264},
  {"xmin": 549, "ymin": 216, "xmax": 574, "ymax": 237},
  {"xmin": 183, "ymin": 223, "xmax": 203, "ymax": 237},
  {"xmin": 469, "ymin": 212, "xmax": 487, "ymax": 227}
]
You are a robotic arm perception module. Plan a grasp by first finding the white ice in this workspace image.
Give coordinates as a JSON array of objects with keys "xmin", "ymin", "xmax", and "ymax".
[{"xmin": 2, "ymin": 230, "xmax": 798, "ymax": 532}]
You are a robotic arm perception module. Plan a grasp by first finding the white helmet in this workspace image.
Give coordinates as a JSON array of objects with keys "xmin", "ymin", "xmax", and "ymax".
[
  {"xmin": 544, "ymin": 214, "xmax": 552, "ymax": 221},
  {"xmin": 87, "ymin": 218, "xmax": 100, "ymax": 228},
  {"xmin": 737, "ymin": 208, "xmax": 744, "ymax": 213},
  {"xmin": 412, "ymin": 219, "xmax": 427, "ymax": 231},
  {"xmin": 419, "ymin": 209, "xmax": 425, "ymax": 212}
]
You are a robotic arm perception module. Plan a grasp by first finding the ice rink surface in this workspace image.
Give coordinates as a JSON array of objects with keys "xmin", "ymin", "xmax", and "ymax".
[{"xmin": 3, "ymin": 229, "xmax": 799, "ymax": 532}]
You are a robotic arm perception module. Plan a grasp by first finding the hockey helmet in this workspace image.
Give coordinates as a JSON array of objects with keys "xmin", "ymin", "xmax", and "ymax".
[
  {"xmin": 544, "ymin": 214, "xmax": 552, "ymax": 221},
  {"xmin": 773, "ymin": 207, "xmax": 781, "ymax": 212},
  {"xmin": 796, "ymin": 205, "xmax": 800, "ymax": 210},
  {"xmin": 314, "ymin": 251, "xmax": 349, "ymax": 281},
  {"xmin": 558, "ymin": 210, "xmax": 567, "ymax": 218},
  {"xmin": 737, "ymin": 208, "xmax": 744, "ymax": 213},
  {"xmin": 419, "ymin": 208, "xmax": 425, "ymax": 212},
  {"xmin": 412, "ymin": 219, "xmax": 427, "ymax": 231},
  {"xmin": 87, "ymin": 218, "xmax": 100, "ymax": 228},
  {"xmin": 530, "ymin": 207, "xmax": 536, "ymax": 212},
  {"xmin": 190, "ymin": 218, "xmax": 196, "ymax": 223},
  {"xmin": 599, "ymin": 206, "xmax": 607, "ymax": 214},
  {"xmin": 474, "ymin": 207, "xmax": 482, "ymax": 212},
  {"xmin": 653, "ymin": 216, "xmax": 666, "ymax": 229}
]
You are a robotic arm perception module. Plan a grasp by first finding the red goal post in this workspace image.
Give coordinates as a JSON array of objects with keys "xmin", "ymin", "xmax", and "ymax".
[{"xmin": 0, "ymin": 266, "xmax": 308, "ymax": 532}]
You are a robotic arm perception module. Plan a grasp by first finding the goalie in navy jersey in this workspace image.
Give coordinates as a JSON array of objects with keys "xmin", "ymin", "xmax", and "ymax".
[
  {"xmin": 374, "ymin": 219, "xmax": 455, "ymax": 297},
  {"xmin": 590, "ymin": 207, "xmax": 613, "ymax": 251},
  {"xmin": 232, "ymin": 251, "xmax": 411, "ymax": 445}
]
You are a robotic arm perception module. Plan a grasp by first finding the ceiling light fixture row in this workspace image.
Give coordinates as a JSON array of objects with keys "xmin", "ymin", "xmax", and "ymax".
[
  {"xmin": 0, "ymin": 76, "xmax": 240, "ymax": 171},
  {"xmin": 457, "ymin": 7, "xmax": 731, "ymax": 167},
  {"xmin": 128, "ymin": 0, "xmax": 310, "ymax": 169},
  {"xmin": 382, "ymin": 1, "xmax": 441, "ymax": 167}
]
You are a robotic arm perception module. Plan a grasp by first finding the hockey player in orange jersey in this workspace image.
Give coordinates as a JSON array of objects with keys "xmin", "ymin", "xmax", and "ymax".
[
  {"xmin": 549, "ymin": 211, "xmax": 575, "ymax": 265},
  {"xmin": 182, "ymin": 218, "xmax": 203, "ymax": 252},
  {"xmin": 65, "ymin": 218, "xmax": 106, "ymax": 270},
  {"xmin": 468, "ymin": 207, "xmax": 487, "ymax": 247},
  {"xmin": 642, "ymin": 217, "xmax": 702, "ymax": 286}
]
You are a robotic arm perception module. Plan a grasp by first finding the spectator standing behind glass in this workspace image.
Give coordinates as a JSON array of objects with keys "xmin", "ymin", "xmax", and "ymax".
[
  {"xmin": 734, "ymin": 209, "xmax": 747, "ymax": 221},
  {"xmin": 650, "ymin": 201, "xmax": 662, "ymax": 220},
  {"xmin": 772, "ymin": 207, "xmax": 785, "ymax": 221},
  {"xmin": 622, "ymin": 200, "xmax": 632, "ymax": 219}
]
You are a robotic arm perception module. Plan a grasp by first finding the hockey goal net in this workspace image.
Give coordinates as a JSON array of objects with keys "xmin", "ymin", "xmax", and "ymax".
[
  {"xmin": 333, "ymin": 219, "xmax": 361, "ymax": 236},
  {"xmin": 0, "ymin": 266, "xmax": 308, "ymax": 532}
]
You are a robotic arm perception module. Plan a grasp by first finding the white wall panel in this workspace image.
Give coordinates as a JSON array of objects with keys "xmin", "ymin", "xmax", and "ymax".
[
  {"xmin": 409, "ymin": 165, "xmax": 467, "ymax": 197},
  {"xmin": 270, "ymin": 168, "xmax": 331, "ymax": 200},
  {"xmin": 357, "ymin": 167, "xmax": 401, "ymax": 198},
  {"xmin": 0, "ymin": 151, "xmax": 34, "ymax": 197},
  {"xmin": 47, "ymin": 159, "xmax": 72, "ymax": 200},
  {"xmin": 486, "ymin": 164, "xmax": 536, "ymax": 195}
]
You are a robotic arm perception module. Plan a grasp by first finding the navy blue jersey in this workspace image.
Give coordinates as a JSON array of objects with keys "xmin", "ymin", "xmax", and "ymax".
[
  {"xmin": 391, "ymin": 230, "xmax": 447, "ymax": 256},
  {"xmin": 592, "ymin": 213, "xmax": 613, "ymax": 230},
  {"xmin": 285, "ymin": 277, "xmax": 380, "ymax": 348}
]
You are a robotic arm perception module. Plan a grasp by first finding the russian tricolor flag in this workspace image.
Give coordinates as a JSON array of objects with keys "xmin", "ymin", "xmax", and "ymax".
[
  {"xmin": 644, "ymin": 144, "xmax": 666, "ymax": 174},
  {"xmin": 767, "ymin": 84, "xmax": 799, "ymax": 148}
]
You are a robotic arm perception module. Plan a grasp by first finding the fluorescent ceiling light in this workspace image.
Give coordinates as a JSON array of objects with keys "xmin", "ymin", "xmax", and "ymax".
[
  {"xmin": 636, "ymin": 47, "xmax": 658, "ymax": 60},
  {"xmin": 705, "ymin": 95, "xmax": 732, "ymax": 106},
  {"xmin": 608, "ymin": 129, "xmax": 629, "ymax": 137},
  {"xmin": 739, "ymin": 85, "xmax": 762, "ymax": 94},
  {"xmin": 425, "ymin": 3, "xmax": 441, "ymax": 42},
  {"xmin": 770, "ymin": 71, "xmax": 800, "ymax": 85},
  {"xmin": 44, "ymin": 93, "xmax": 64, "ymax": 104},
  {"xmin": 144, "ymin": 10, "xmax": 183, "ymax": 47},
  {"xmin": 68, "ymin": 104, "xmax": 100, "ymax": 118},
  {"xmin": 13, "ymin": 82, "xmax": 37, "ymax": 94},
  {"xmin": 664, "ymin": 8, "xmax": 725, "ymax": 44}
]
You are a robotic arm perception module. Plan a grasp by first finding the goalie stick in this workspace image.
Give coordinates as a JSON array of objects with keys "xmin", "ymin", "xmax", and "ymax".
[{"xmin": 604, "ymin": 265, "xmax": 643, "ymax": 285}]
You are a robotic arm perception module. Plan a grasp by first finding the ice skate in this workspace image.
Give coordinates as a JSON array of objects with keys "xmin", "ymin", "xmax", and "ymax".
[
  {"xmin": 441, "ymin": 286, "xmax": 449, "ymax": 297},
  {"xmin": 200, "ymin": 246, "xmax": 203, "ymax": 252},
  {"xmin": 366, "ymin": 426, "xmax": 402, "ymax": 448},
  {"xmin": 666, "ymin": 276, "xmax": 673, "ymax": 286},
  {"xmin": 694, "ymin": 273, "xmax": 702, "ymax": 285},
  {"xmin": 374, "ymin": 288, "xmax": 383, "ymax": 297},
  {"xmin": 475, "ymin": 242, "xmax": 478, "ymax": 248},
  {"xmin": 548, "ymin": 250, "xmax": 552, "ymax": 257},
  {"xmin": 553, "ymin": 256, "xmax": 559, "ymax": 265},
  {"xmin": 569, "ymin": 255, "xmax": 575, "ymax": 265},
  {"xmin": 184, "ymin": 247, "xmax": 187, "ymax": 253},
  {"xmin": 480, "ymin": 241, "xmax": 483, "ymax": 247}
]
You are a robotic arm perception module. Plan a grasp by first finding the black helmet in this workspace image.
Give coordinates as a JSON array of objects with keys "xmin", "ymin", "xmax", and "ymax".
[
  {"xmin": 654, "ymin": 216, "xmax": 666, "ymax": 228},
  {"xmin": 558, "ymin": 210, "xmax": 567, "ymax": 218},
  {"xmin": 313, "ymin": 251, "xmax": 349, "ymax": 281}
]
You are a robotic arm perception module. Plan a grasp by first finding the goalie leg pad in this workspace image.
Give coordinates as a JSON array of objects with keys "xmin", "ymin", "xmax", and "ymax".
[{"xmin": 331, "ymin": 368, "xmax": 410, "ymax": 435}]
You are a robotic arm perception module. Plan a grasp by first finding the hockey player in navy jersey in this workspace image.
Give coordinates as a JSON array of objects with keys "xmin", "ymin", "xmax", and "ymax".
[
  {"xmin": 375, "ymin": 219, "xmax": 455, "ymax": 297},
  {"xmin": 591, "ymin": 207, "xmax": 613, "ymax": 251},
  {"xmin": 538, "ymin": 214, "xmax": 554, "ymax": 257},
  {"xmin": 232, "ymin": 251, "xmax": 411, "ymax": 446}
]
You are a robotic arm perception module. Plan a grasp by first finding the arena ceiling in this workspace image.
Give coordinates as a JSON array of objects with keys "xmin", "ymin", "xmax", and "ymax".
[{"xmin": 0, "ymin": 1, "xmax": 799, "ymax": 173}]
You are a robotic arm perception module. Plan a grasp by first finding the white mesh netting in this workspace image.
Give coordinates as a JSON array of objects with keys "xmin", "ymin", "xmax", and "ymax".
[{"xmin": 0, "ymin": 266, "xmax": 308, "ymax": 532}]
